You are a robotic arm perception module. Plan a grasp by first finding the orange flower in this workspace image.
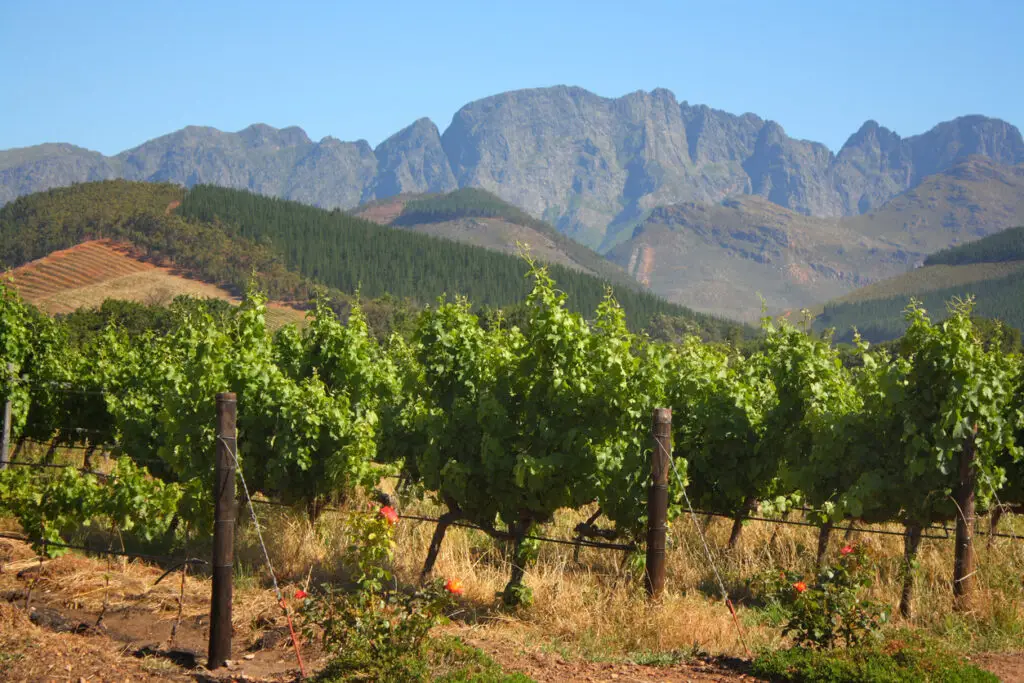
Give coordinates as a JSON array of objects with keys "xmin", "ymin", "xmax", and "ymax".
[
  {"xmin": 294, "ymin": 589, "xmax": 308, "ymax": 600},
  {"xmin": 379, "ymin": 506, "xmax": 400, "ymax": 526},
  {"xmin": 840, "ymin": 544, "xmax": 854, "ymax": 556},
  {"xmin": 793, "ymin": 581, "xmax": 807, "ymax": 593},
  {"xmin": 444, "ymin": 578, "xmax": 464, "ymax": 596}
]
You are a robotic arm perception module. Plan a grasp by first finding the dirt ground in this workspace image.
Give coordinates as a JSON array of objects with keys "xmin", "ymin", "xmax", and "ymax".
[
  {"xmin": 971, "ymin": 654, "xmax": 1024, "ymax": 683},
  {"xmin": 2, "ymin": 539, "xmax": 1023, "ymax": 682},
  {"xmin": 0, "ymin": 537, "xmax": 754, "ymax": 682},
  {"xmin": 0, "ymin": 539, "xmax": 316, "ymax": 682}
]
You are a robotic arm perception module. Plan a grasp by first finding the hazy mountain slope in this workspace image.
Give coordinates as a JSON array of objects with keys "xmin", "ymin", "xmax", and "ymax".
[
  {"xmin": 370, "ymin": 118, "xmax": 457, "ymax": 198},
  {"xmin": 813, "ymin": 222, "xmax": 1024, "ymax": 341},
  {"xmin": 112, "ymin": 119, "xmax": 457, "ymax": 210},
  {"xmin": 842, "ymin": 157, "xmax": 1024, "ymax": 250},
  {"xmin": 0, "ymin": 143, "xmax": 120, "ymax": 205},
  {"xmin": 2, "ymin": 86, "xmax": 1020, "ymax": 252},
  {"xmin": 607, "ymin": 196, "xmax": 895, "ymax": 320},
  {"xmin": 609, "ymin": 158, "xmax": 1024, "ymax": 320}
]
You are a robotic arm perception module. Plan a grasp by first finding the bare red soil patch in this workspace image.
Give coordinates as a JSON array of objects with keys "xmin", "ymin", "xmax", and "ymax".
[
  {"xmin": 354, "ymin": 198, "xmax": 408, "ymax": 225},
  {"xmin": 8, "ymin": 240, "xmax": 155, "ymax": 302},
  {"xmin": 4, "ymin": 240, "xmax": 307, "ymax": 326}
]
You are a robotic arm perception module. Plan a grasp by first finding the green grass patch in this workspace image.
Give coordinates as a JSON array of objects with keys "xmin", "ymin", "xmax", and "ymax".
[
  {"xmin": 752, "ymin": 636, "xmax": 997, "ymax": 683},
  {"xmin": 742, "ymin": 601, "xmax": 791, "ymax": 628},
  {"xmin": 0, "ymin": 651, "xmax": 25, "ymax": 671},
  {"xmin": 928, "ymin": 606, "xmax": 1024, "ymax": 655},
  {"xmin": 312, "ymin": 635, "xmax": 533, "ymax": 682}
]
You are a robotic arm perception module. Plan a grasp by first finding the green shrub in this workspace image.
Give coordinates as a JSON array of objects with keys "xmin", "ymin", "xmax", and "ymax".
[
  {"xmin": 300, "ymin": 506, "xmax": 461, "ymax": 681},
  {"xmin": 749, "ymin": 544, "xmax": 888, "ymax": 649},
  {"xmin": 312, "ymin": 635, "xmax": 534, "ymax": 682},
  {"xmin": 428, "ymin": 636, "xmax": 535, "ymax": 683}
]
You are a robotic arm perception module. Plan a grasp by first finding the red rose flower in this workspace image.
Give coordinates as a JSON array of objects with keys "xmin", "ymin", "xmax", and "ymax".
[
  {"xmin": 294, "ymin": 589, "xmax": 308, "ymax": 600},
  {"xmin": 379, "ymin": 506, "xmax": 400, "ymax": 526},
  {"xmin": 444, "ymin": 578, "xmax": 464, "ymax": 596},
  {"xmin": 840, "ymin": 544, "xmax": 854, "ymax": 556},
  {"xmin": 793, "ymin": 581, "xmax": 807, "ymax": 593}
]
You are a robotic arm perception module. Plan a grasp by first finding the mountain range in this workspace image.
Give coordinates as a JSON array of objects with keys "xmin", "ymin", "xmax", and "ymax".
[
  {"xmin": 4, "ymin": 86, "xmax": 1022, "ymax": 251},
  {"xmin": 3, "ymin": 85, "xmax": 1023, "ymax": 320}
]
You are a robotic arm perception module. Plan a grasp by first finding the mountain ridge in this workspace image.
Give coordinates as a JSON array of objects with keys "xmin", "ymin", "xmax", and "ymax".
[{"xmin": 3, "ymin": 85, "xmax": 1021, "ymax": 251}]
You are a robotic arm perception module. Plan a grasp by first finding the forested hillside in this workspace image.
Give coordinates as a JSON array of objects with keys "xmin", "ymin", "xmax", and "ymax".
[
  {"xmin": 0, "ymin": 181, "xmax": 315, "ymax": 302},
  {"xmin": 177, "ymin": 184, "xmax": 743, "ymax": 333},
  {"xmin": 816, "ymin": 226, "xmax": 1024, "ymax": 342},
  {"xmin": 393, "ymin": 187, "xmax": 543, "ymax": 227},
  {"xmin": 0, "ymin": 181, "xmax": 749, "ymax": 339},
  {"xmin": 925, "ymin": 226, "xmax": 1024, "ymax": 266},
  {"xmin": 817, "ymin": 272, "xmax": 1024, "ymax": 343},
  {"xmin": 368, "ymin": 188, "xmax": 632, "ymax": 284}
]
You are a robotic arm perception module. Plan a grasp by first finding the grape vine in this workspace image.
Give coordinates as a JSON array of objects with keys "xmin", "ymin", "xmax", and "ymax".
[{"xmin": 1, "ymin": 275, "xmax": 1022, "ymax": 610}]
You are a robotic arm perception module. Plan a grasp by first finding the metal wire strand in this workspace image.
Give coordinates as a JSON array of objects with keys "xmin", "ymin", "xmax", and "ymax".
[{"xmin": 663, "ymin": 437, "xmax": 752, "ymax": 658}]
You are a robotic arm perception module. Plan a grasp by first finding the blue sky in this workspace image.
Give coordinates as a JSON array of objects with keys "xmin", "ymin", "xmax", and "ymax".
[{"xmin": 1, "ymin": 0, "xmax": 1021, "ymax": 155}]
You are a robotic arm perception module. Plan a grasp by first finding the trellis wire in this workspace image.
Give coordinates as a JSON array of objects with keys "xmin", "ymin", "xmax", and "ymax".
[{"xmin": 221, "ymin": 437, "xmax": 307, "ymax": 678}]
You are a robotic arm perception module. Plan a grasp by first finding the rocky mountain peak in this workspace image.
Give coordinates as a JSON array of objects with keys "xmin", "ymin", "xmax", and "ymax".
[
  {"xmin": 238, "ymin": 123, "xmax": 312, "ymax": 149},
  {"xmin": 371, "ymin": 117, "xmax": 456, "ymax": 199}
]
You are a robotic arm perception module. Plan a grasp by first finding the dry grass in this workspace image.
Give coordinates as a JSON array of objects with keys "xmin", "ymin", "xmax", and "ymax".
[
  {"xmin": 34, "ymin": 269, "xmax": 238, "ymax": 314},
  {"xmin": 3, "ymin": 489, "xmax": 1022, "ymax": 675},
  {"xmin": 230, "ymin": 494, "xmax": 1024, "ymax": 664},
  {"xmin": 32, "ymin": 552, "xmax": 210, "ymax": 617}
]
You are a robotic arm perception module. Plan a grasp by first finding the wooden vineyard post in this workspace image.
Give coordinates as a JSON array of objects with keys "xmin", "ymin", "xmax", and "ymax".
[
  {"xmin": 645, "ymin": 408, "xmax": 671, "ymax": 600},
  {"xmin": 208, "ymin": 392, "xmax": 237, "ymax": 669},
  {"xmin": 953, "ymin": 429, "xmax": 977, "ymax": 612},
  {"xmin": 0, "ymin": 363, "xmax": 13, "ymax": 470}
]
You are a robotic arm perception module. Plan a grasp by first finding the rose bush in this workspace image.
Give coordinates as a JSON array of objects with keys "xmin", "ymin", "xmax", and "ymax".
[
  {"xmin": 297, "ymin": 506, "xmax": 458, "ymax": 679},
  {"xmin": 750, "ymin": 544, "xmax": 889, "ymax": 649}
]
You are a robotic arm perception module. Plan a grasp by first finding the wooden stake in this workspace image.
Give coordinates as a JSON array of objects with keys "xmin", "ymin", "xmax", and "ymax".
[
  {"xmin": 953, "ymin": 430, "xmax": 977, "ymax": 612},
  {"xmin": 208, "ymin": 392, "xmax": 236, "ymax": 670},
  {"xmin": 645, "ymin": 408, "xmax": 671, "ymax": 600},
  {"xmin": 1, "ymin": 363, "xmax": 13, "ymax": 470}
]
